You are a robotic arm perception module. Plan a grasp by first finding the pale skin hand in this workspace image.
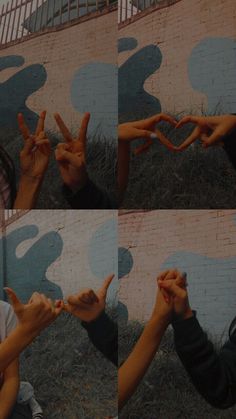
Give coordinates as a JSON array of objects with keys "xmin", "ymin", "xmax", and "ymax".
[
  {"xmin": 18, "ymin": 111, "xmax": 51, "ymax": 179},
  {"xmin": 118, "ymin": 113, "xmax": 177, "ymax": 203},
  {"xmin": 4, "ymin": 288, "xmax": 63, "ymax": 335},
  {"xmin": 118, "ymin": 113, "xmax": 178, "ymax": 154},
  {"xmin": 0, "ymin": 358, "xmax": 19, "ymax": 419},
  {"xmin": 63, "ymin": 274, "xmax": 114, "ymax": 322},
  {"xmin": 158, "ymin": 269, "xmax": 193, "ymax": 320},
  {"xmin": 175, "ymin": 115, "xmax": 236, "ymax": 151},
  {"xmin": 14, "ymin": 111, "xmax": 51, "ymax": 209},
  {"xmin": 0, "ymin": 290, "xmax": 63, "ymax": 373},
  {"xmin": 54, "ymin": 112, "xmax": 90, "ymax": 191},
  {"xmin": 118, "ymin": 279, "xmax": 172, "ymax": 411}
]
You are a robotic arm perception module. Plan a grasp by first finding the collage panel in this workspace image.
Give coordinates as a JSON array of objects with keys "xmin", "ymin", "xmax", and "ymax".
[
  {"xmin": 118, "ymin": 209, "xmax": 236, "ymax": 418},
  {"xmin": 0, "ymin": 0, "xmax": 117, "ymax": 210},
  {"xmin": 0, "ymin": 209, "xmax": 118, "ymax": 418},
  {"xmin": 118, "ymin": 0, "xmax": 236, "ymax": 209}
]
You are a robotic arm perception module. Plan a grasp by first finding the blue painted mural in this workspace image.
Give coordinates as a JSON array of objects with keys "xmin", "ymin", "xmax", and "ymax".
[
  {"xmin": 188, "ymin": 37, "xmax": 236, "ymax": 114},
  {"xmin": 119, "ymin": 42, "xmax": 162, "ymax": 122},
  {"xmin": 1, "ymin": 225, "xmax": 63, "ymax": 303},
  {"xmin": 88, "ymin": 217, "xmax": 117, "ymax": 278},
  {"xmin": 0, "ymin": 56, "xmax": 47, "ymax": 131},
  {"xmin": 161, "ymin": 251, "xmax": 236, "ymax": 335},
  {"xmin": 71, "ymin": 62, "xmax": 117, "ymax": 139}
]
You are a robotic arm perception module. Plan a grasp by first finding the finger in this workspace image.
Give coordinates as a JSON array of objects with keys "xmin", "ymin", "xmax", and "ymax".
[
  {"xmin": 35, "ymin": 110, "xmax": 46, "ymax": 136},
  {"xmin": 88, "ymin": 289, "xmax": 99, "ymax": 304},
  {"xmin": 165, "ymin": 269, "xmax": 179, "ymax": 280},
  {"xmin": 157, "ymin": 281, "xmax": 171, "ymax": 303},
  {"xmin": 67, "ymin": 295, "xmax": 81, "ymax": 306},
  {"xmin": 155, "ymin": 129, "xmax": 176, "ymax": 151},
  {"xmin": 98, "ymin": 274, "xmax": 115, "ymax": 300},
  {"xmin": 175, "ymin": 128, "xmax": 200, "ymax": 151},
  {"xmin": 3, "ymin": 287, "xmax": 22, "ymax": 310},
  {"xmin": 18, "ymin": 113, "xmax": 31, "ymax": 141},
  {"xmin": 21, "ymin": 136, "xmax": 35, "ymax": 155},
  {"xmin": 134, "ymin": 138, "xmax": 153, "ymax": 155},
  {"xmin": 202, "ymin": 129, "xmax": 224, "ymax": 148},
  {"xmin": 34, "ymin": 139, "xmax": 50, "ymax": 147},
  {"xmin": 156, "ymin": 113, "xmax": 178, "ymax": 126},
  {"xmin": 78, "ymin": 112, "xmax": 90, "ymax": 150},
  {"xmin": 160, "ymin": 280, "xmax": 186, "ymax": 298},
  {"xmin": 157, "ymin": 270, "xmax": 171, "ymax": 282},
  {"xmin": 175, "ymin": 116, "xmax": 202, "ymax": 129},
  {"xmin": 55, "ymin": 149, "xmax": 81, "ymax": 166},
  {"xmin": 175, "ymin": 272, "xmax": 187, "ymax": 288},
  {"xmin": 54, "ymin": 302, "xmax": 64, "ymax": 316},
  {"xmin": 54, "ymin": 113, "xmax": 73, "ymax": 143}
]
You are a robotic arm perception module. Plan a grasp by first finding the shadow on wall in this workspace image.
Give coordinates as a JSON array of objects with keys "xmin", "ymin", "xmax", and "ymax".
[
  {"xmin": 0, "ymin": 225, "xmax": 63, "ymax": 302},
  {"xmin": 0, "ymin": 56, "xmax": 47, "ymax": 131},
  {"xmin": 189, "ymin": 37, "xmax": 236, "ymax": 114},
  {"xmin": 118, "ymin": 38, "xmax": 162, "ymax": 122}
]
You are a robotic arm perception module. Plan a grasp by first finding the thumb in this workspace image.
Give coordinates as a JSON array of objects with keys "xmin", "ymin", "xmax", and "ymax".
[
  {"xmin": 4, "ymin": 287, "xmax": 22, "ymax": 311},
  {"xmin": 98, "ymin": 274, "xmax": 115, "ymax": 300}
]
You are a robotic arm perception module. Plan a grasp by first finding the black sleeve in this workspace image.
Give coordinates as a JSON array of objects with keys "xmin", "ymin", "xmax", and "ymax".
[
  {"xmin": 222, "ymin": 120, "xmax": 236, "ymax": 171},
  {"xmin": 62, "ymin": 179, "xmax": 114, "ymax": 209},
  {"xmin": 81, "ymin": 311, "xmax": 118, "ymax": 366},
  {"xmin": 173, "ymin": 314, "xmax": 236, "ymax": 409}
]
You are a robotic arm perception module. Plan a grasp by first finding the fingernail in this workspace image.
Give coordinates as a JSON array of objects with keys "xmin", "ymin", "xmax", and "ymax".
[{"xmin": 150, "ymin": 133, "xmax": 158, "ymax": 139}]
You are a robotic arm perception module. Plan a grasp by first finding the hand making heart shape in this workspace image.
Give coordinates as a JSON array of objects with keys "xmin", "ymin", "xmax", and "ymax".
[{"xmin": 118, "ymin": 113, "xmax": 236, "ymax": 154}]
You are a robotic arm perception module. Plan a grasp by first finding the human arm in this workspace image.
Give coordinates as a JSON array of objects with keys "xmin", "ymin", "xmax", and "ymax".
[
  {"xmin": 118, "ymin": 275, "xmax": 173, "ymax": 411},
  {"xmin": 160, "ymin": 272, "xmax": 236, "ymax": 409},
  {"xmin": 0, "ymin": 358, "xmax": 19, "ymax": 419},
  {"xmin": 14, "ymin": 111, "xmax": 51, "ymax": 209}
]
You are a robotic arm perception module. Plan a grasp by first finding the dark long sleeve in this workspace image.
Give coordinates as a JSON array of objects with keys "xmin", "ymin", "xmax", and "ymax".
[
  {"xmin": 81, "ymin": 311, "xmax": 118, "ymax": 366},
  {"xmin": 62, "ymin": 179, "xmax": 114, "ymax": 209},
  {"xmin": 222, "ymin": 119, "xmax": 236, "ymax": 171},
  {"xmin": 173, "ymin": 314, "xmax": 236, "ymax": 409}
]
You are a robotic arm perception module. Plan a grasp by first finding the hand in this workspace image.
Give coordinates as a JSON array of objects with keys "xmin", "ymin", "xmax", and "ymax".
[
  {"xmin": 4, "ymin": 287, "xmax": 63, "ymax": 336},
  {"xmin": 158, "ymin": 270, "xmax": 193, "ymax": 320},
  {"xmin": 175, "ymin": 115, "xmax": 236, "ymax": 151},
  {"xmin": 54, "ymin": 112, "xmax": 90, "ymax": 191},
  {"xmin": 64, "ymin": 274, "xmax": 114, "ymax": 322},
  {"xmin": 149, "ymin": 278, "xmax": 173, "ymax": 327},
  {"xmin": 18, "ymin": 111, "xmax": 51, "ymax": 179},
  {"xmin": 118, "ymin": 113, "xmax": 177, "ymax": 155}
]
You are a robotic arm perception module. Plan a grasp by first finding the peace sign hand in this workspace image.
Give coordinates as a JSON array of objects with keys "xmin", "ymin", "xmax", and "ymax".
[
  {"xmin": 63, "ymin": 274, "xmax": 114, "ymax": 322},
  {"xmin": 54, "ymin": 112, "xmax": 90, "ymax": 191},
  {"xmin": 18, "ymin": 111, "xmax": 51, "ymax": 179}
]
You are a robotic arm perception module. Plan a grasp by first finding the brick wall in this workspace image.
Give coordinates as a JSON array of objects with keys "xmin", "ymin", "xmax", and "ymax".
[
  {"xmin": 119, "ymin": 0, "xmax": 236, "ymax": 118},
  {"xmin": 119, "ymin": 210, "xmax": 236, "ymax": 338},
  {"xmin": 0, "ymin": 210, "xmax": 118, "ymax": 304},
  {"xmin": 0, "ymin": 8, "xmax": 117, "ymax": 138}
]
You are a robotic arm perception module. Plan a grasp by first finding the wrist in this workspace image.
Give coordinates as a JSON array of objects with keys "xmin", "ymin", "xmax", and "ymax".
[
  {"xmin": 16, "ymin": 323, "xmax": 39, "ymax": 341},
  {"xmin": 174, "ymin": 308, "xmax": 193, "ymax": 321},
  {"xmin": 65, "ymin": 173, "xmax": 89, "ymax": 193}
]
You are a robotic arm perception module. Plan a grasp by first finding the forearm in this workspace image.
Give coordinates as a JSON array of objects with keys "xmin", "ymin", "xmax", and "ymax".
[
  {"xmin": 118, "ymin": 142, "xmax": 130, "ymax": 204},
  {"xmin": 14, "ymin": 175, "xmax": 42, "ymax": 209},
  {"xmin": 0, "ymin": 325, "xmax": 36, "ymax": 371},
  {"xmin": 173, "ymin": 314, "xmax": 236, "ymax": 408},
  {"xmin": 118, "ymin": 316, "xmax": 168, "ymax": 410},
  {"xmin": 0, "ymin": 376, "xmax": 19, "ymax": 419},
  {"xmin": 82, "ymin": 311, "xmax": 118, "ymax": 365}
]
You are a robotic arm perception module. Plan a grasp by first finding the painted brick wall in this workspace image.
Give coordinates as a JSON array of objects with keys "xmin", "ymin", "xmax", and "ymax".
[
  {"xmin": 0, "ymin": 210, "xmax": 118, "ymax": 304},
  {"xmin": 118, "ymin": 0, "xmax": 236, "ymax": 119},
  {"xmin": 119, "ymin": 210, "xmax": 236, "ymax": 338},
  {"xmin": 0, "ymin": 9, "xmax": 117, "ymax": 138}
]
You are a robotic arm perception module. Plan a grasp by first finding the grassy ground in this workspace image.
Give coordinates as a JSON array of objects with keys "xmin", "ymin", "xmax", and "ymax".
[
  {"xmin": 119, "ymin": 321, "xmax": 236, "ymax": 419},
  {"xmin": 0, "ymin": 127, "xmax": 117, "ymax": 209},
  {"xmin": 121, "ymin": 121, "xmax": 236, "ymax": 209},
  {"xmin": 20, "ymin": 312, "xmax": 117, "ymax": 419}
]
